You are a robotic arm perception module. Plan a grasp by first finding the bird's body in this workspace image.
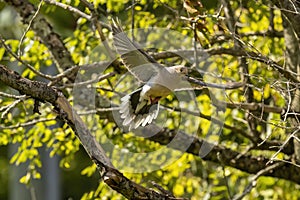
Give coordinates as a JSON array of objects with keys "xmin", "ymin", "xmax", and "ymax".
[{"xmin": 119, "ymin": 65, "xmax": 188, "ymax": 130}]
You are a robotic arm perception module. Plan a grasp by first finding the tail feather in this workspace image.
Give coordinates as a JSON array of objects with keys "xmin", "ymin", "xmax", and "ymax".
[{"xmin": 119, "ymin": 89, "xmax": 159, "ymax": 130}]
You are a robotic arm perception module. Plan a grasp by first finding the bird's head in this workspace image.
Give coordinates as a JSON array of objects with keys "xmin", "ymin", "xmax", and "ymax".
[{"xmin": 169, "ymin": 65, "xmax": 189, "ymax": 76}]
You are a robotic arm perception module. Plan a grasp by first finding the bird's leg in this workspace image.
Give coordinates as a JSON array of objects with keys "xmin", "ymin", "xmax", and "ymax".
[{"xmin": 150, "ymin": 96, "xmax": 161, "ymax": 104}]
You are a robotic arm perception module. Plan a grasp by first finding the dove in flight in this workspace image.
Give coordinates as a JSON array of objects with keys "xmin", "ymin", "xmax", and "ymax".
[{"xmin": 111, "ymin": 19, "xmax": 189, "ymax": 130}]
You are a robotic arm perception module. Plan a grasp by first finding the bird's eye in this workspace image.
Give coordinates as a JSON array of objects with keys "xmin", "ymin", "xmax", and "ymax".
[{"xmin": 180, "ymin": 68, "xmax": 186, "ymax": 73}]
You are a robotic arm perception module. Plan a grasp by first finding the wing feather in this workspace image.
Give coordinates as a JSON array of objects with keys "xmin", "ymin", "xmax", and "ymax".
[{"xmin": 111, "ymin": 19, "xmax": 164, "ymax": 83}]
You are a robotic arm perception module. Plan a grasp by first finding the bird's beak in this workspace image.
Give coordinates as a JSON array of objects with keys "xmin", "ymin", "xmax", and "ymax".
[
  {"xmin": 184, "ymin": 75, "xmax": 193, "ymax": 82},
  {"xmin": 183, "ymin": 74, "xmax": 195, "ymax": 83}
]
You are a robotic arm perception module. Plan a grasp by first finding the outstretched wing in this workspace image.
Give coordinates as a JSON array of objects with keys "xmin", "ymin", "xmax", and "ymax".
[{"xmin": 111, "ymin": 19, "xmax": 164, "ymax": 83}]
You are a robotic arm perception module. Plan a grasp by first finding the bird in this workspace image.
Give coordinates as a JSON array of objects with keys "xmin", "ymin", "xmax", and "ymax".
[{"xmin": 111, "ymin": 19, "xmax": 189, "ymax": 130}]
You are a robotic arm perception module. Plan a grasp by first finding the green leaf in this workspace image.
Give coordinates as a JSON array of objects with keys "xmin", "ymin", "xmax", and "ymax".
[{"xmin": 19, "ymin": 173, "xmax": 31, "ymax": 185}]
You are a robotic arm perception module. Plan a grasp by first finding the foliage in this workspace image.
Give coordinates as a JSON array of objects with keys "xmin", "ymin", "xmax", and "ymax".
[{"xmin": 0, "ymin": 0, "xmax": 300, "ymax": 199}]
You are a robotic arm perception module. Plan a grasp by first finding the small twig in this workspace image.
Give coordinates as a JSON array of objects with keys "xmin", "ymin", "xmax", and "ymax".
[
  {"xmin": 157, "ymin": 0, "xmax": 179, "ymax": 16},
  {"xmin": 221, "ymin": 101, "xmax": 283, "ymax": 114},
  {"xmin": 0, "ymin": 34, "xmax": 55, "ymax": 80},
  {"xmin": 80, "ymin": 0, "xmax": 114, "ymax": 59},
  {"xmin": 48, "ymin": 65, "xmax": 80, "ymax": 86},
  {"xmin": 232, "ymin": 162, "xmax": 283, "ymax": 200},
  {"xmin": 18, "ymin": 0, "xmax": 44, "ymax": 56},
  {"xmin": 0, "ymin": 92, "xmax": 26, "ymax": 99},
  {"xmin": 294, "ymin": 134, "xmax": 300, "ymax": 143},
  {"xmin": 80, "ymin": 0, "xmax": 95, "ymax": 12},
  {"xmin": 93, "ymin": 18, "xmax": 115, "ymax": 59},
  {"xmin": 216, "ymin": 4, "xmax": 224, "ymax": 17},
  {"xmin": 271, "ymin": 158, "xmax": 300, "ymax": 168},
  {"xmin": 1, "ymin": 99, "xmax": 24, "ymax": 119},
  {"xmin": 44, "ymin": 0, "xmax": 91, "ymax": 20},
  {"xmin": 221, "ymin": 0, "xmax": 236, "ymax": 34},
  {"xmin": 268, "ymin": 5, "xmax": 300, "ymax": 15},
  {"xmin": 76, "ymin": 107, "xmax": 120, "ymax": 116},
  {"xmin": 0, "ymin": 117, "xmax": 56, "ymax": 130},
  {"xmin": 59, "ymin": 72, "xmax": 116, "ymax": 89},
  {"xmin": 283, "ymin": 82, "xmax": 292, "ymax": 121},
  {"xmin": 49, "ymin": 61, "xmax": 113, "ymax": 86},
  {"xmin": 29, "ymin": 187, "xmax": 37, "ymax": 200},
  {"xmin": 267, "ymin": 129, "xmax": 300, "ymax": 165}
]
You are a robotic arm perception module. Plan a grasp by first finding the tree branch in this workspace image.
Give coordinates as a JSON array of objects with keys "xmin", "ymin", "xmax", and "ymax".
[
  {"xmin": 140, "ymin": 127, "xmax": 300, "ymax": 184},
  {"xmin": 151, "ymin": 47, "xmax": 299, "ymax": 83},
  {"xmin": 0, "ymin": 64, "xmax": 184, "ymax": 200},
  {"xmin": 93, "ymin": 101, "xmax": 296, "ymax": 183},
  {"xmin": 44, "ymin": 0, "xmax": 91, "ymax": 20}
]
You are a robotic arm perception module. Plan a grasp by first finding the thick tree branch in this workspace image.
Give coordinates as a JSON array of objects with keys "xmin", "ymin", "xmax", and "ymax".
[
  {"xmin": 141, "ymin": 127, "xmax": 300, "ymax": 184},
  {"xmin": 162, "ymin": 105, "xmax": 294, "ymax": 154},
  {"xmin": 0, "ymin": 64, "xmax": 184, "ymax": 200},
  {"xmin": 94, "ymin": 101, "xmax": 297, "ymax": 183}
]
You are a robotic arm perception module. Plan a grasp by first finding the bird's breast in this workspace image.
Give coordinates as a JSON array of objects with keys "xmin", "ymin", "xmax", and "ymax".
[{"xmin": 146, "ymin": 84, "xmax": 171, "ymax": 98}]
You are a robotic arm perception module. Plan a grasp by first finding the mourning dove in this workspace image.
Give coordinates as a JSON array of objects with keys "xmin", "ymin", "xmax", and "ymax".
[{"xmin": 111, "ymin": 20, "xmax": 189, "ymax": 130}]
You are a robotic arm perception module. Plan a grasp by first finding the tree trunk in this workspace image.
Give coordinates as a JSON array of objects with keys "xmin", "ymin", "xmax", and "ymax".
[{"xmin": 280, "ymin": 0, "xmax": 300, "ymax": 162}]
